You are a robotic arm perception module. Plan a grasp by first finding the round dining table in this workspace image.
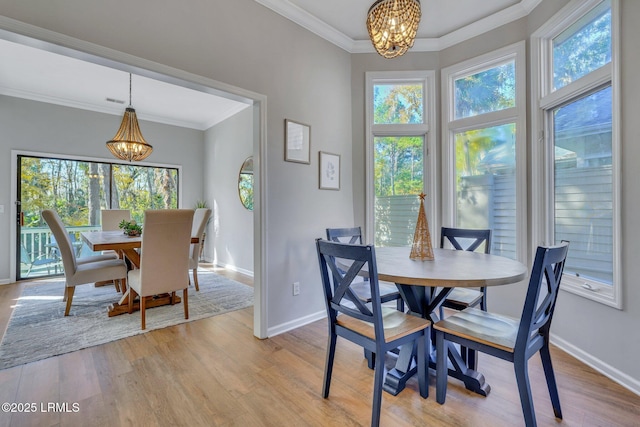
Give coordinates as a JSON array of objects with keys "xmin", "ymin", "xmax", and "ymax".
[{"xmin": 372, "ymin": 246, "xmax": 528, "ymax": 396}]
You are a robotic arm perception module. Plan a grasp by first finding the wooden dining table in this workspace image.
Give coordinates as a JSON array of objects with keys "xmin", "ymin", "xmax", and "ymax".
[
  {"xmin": 372, "ymin": 246, "xmax": 527, "ymax": 397},
  {"xmin": 81, "ymin": 230, "xmax": 198, "ymax": 317}
]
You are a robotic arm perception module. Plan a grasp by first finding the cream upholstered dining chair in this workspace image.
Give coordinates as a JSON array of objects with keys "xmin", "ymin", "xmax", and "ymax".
[
  {"xmin": 189, "ymin": 208, "xmax": 211, "ymax": 291},
  {"xmin": 101, "ymin": 209, "xmax": 131, "ymax": 231},
  {"xmin": 128, "ymin": 209, "xmax": 194, "ymax": 330},
  {"xmin": 42, "ymin": 209, "xmax": 128, "ymax": 316},
  {"xmin": 100, "ymin": 209, "xmax": 132, "ymax": 291}
]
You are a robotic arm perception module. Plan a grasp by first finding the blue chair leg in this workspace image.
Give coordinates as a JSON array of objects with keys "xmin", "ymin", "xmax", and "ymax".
[
  {"xmin": 372, "ymin": 348, "xmax": 385, "ymax": 427},
  {"xmin": 539, "ymin": 344, "xmax": 563, "ymax": 419},
  {"xmin": 417, "ymin": 332, "xmax": 428, "ymax": 398},
  {"xmin": 323, "ymin": 333, "xmax": 337, "ymax": 398},
  {"xmin": 365, "ymin": 348, "xmax": 375, "ymax": 369},
  {"xmin": 514, "ymin": 358, "xmax": 537, "ymax": 427},
  {"xmin": 480, "ymin": 289, "xmax": 487, "ymax": 311},
  {"xmin": 436, "ymin": 331, "xmax": 448, "ymax": 404}
]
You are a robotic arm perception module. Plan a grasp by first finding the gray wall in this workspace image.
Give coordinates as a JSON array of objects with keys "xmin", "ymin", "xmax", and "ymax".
[
  {"xmin": 0, "ymin": 0, "xmax": 355, "ymax": 334},
  {"xmin": 204, "ymin": 106, "xmax": 254, "ymax": 275},
  {"xmin": 0, "ymin": 95, "xmax": 204, "ymax": 279}
]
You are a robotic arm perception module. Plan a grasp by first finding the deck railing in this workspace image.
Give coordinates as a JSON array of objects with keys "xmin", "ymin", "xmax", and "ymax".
[{"xmin": 20, "ymin": 225, "xmax": 102, "ymax": 277}]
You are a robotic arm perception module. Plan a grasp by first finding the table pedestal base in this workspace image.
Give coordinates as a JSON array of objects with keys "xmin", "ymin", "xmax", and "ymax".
[
  {"xmin": 107, "ymin": 293, "xmax": 180, "ymax": 317},
  {"xmin": 383, "ymin": 366, "xmax": 418, "ymax": 396},
  {"xmin": 381, "ymin": 284, "xmax": 492, "ymax": 397}
]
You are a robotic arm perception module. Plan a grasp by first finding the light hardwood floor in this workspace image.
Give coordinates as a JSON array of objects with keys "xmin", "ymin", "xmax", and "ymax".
[{"xmin": 0, "ymin": 270, "xmax": 638, "ymax": 426}]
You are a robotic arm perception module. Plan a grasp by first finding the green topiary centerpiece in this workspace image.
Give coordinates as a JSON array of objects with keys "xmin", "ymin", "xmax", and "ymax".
[{"xmin": 119, "ymin": 219, "xmax": 142, "ymax": 236}]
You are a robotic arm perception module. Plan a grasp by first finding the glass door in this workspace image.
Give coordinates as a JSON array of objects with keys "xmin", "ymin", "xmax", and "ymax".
[{"xmin": 16, "ymin": 154, "xmax": 180, "ymax": 280}]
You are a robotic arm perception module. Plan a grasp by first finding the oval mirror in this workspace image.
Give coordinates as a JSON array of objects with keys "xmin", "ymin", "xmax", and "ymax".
[{"xmin": 238, "ymin": 157, "xmax": 254, "ymax": 211}]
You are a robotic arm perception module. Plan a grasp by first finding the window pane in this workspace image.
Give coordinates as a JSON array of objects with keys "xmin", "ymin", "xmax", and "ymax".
[
  {"xmin": 113, "ymin": 165, "xmax": 179, "ymax": 223},
  {"xmin": 18, "ymin": 156, "xmax": 180, "ymax": 279},
  {"xmin": 373, "ymin": 83, "xmax": 423, "ymax": 124},
  {"xmin": 19, "ymin": 157, "xmax": 111, "ymax": 278},
  {"xmin": 553, "ymin": 86, "xmax": 612, "ymax": 284},
  {"xmin": 553, "ymin": 1, "xmax": 611, "ymax": 90},
  {"xmin": 454, "ymin": 61, "xmax": 515, "ymax": 119},
  {"xmin": 454, "ymin": 123, "xmax": 516, "ymax": 259},
  {"xmin": 374, "ymin": 136, "xmax": 424, "ymax": 246}
]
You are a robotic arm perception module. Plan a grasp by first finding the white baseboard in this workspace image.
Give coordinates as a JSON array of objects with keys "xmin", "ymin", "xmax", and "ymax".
[
  {"xmin": 267, "ymin": 310, "xmax": 326, "ymax": 337},
  {"xmin": 551, "ymin": 334, "xmax": 640, "ymax": 396},
  {"xmin": 211, "ymin": 262, "xmax": 254, "ymax": 278},
  {"xmin": 0, "ymin": 279, "xmax": 11, "ymax": 285}
]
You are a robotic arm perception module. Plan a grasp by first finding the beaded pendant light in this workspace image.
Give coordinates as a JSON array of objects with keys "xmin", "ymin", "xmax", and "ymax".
[
  {"xmin": 367, "ymin": 0, "xmax": 422, "ymax": 59},
  {"xmin": 106, "ymin": 73, "xmax": 153, "ymax": 162}
]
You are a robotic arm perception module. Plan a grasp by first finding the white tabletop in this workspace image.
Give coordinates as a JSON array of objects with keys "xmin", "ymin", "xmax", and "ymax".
[{"xmin": 374, "ymin": 246, "xmax": 527, "ymax": 288}]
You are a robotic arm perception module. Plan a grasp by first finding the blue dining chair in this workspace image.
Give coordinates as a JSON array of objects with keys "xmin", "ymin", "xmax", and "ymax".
[
  {"xmin": 434, "ymin": 242, "xmax": 569, "ymax": 427},
  {"xmin": 327, "ymin": 227, "xmax": 406, "ymax": 369},
  {"xmin": 440, "ymin": 227, "xmax": 492, "ymax": 312},
  {"xmin": 316, "ymin": 238, "xmax": 430, "ymax": 427},
  {"xmin": 439, "ymin": 227, "xmax": 492, "ymax": 369},
  {"xmin": 326, "ymin": 227, "xmax": 404, "ymax": 312}
]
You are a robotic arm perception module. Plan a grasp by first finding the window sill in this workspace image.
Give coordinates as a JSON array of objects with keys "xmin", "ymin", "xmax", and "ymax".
[{"xmin": 561, "ymin": 275, "xmax": 622, "ymax": 309}]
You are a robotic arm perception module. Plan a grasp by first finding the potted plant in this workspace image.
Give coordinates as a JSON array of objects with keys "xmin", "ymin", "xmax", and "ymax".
[{"xmin": 118, "ymin": 219, "xmax": 142, "ymax": 236}]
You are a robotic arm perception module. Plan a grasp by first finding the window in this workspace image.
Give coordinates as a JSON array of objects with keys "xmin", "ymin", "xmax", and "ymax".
[
  {"xmin": 17, "ymin": 154, "xmax": 179, "ymax": 279},
  {"xmin": 442, "ymin": 42, "xmax": 527, "ymax": 261},
  {"xmin": 365, "ymin": 71, "xmax": 436, "ymax": 246},
  {"xmin": 532, "ymin": 0, "xmax": 620, "ymax": 307}
]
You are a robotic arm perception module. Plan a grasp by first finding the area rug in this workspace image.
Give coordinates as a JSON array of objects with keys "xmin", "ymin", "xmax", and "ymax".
[{"xmin": 0, "ymin": 270, "xmax": 253, "ymax": 370}]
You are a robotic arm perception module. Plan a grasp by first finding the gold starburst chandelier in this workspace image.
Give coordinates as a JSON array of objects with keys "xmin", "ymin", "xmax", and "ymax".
[
  {"xmin": 106, "ymin": 73, "xmax": 153, "ymax": 162},
  {"xmin": 367, "ymin": 0, "xmax": 421, "ymax": 59}
]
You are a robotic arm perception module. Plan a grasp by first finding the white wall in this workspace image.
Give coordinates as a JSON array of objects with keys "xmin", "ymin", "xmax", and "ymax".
[
  {"xmin": 0, "ymin": 0, "xmax": 355, "ymax": 336},
  {"xmin": 204, "ymin": 106, "xmax": 254, "ymax": 275},
  {"xmin": 0, "ymin": 95, "xmax": 204, "ymax": 281}
]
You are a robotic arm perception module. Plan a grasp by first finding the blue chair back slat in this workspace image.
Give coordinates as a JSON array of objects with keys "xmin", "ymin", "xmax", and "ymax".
[
  {"xmin": 326, "ymin": 226, "xmax": 363, "ymax": 244},
  {"xmin": 316, "ymin": 238, "xmax": 385, "ymax": 339},
  {"xmin": 515, "ymin": 242, "xmax": 569, "ymax": 354},
  {"xmin": 440, "ymin": 227, "xmax": 492, "ymax": 254}
]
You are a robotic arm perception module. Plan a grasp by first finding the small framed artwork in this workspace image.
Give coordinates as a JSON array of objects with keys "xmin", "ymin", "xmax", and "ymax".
[
  {"xmin": 285, "ymin": 119, "xmax": 311, "ymax": 164},
  {"xmin": 319, "ymin": 151, "xmax": 340, "ymax": 190}
]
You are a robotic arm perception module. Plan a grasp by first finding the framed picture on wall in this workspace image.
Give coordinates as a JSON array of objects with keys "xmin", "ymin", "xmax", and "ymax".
[
  {"xmin": 284, "ymin": 119, "xmax": 311, "ymax": 164},
  {"xmin": 319, "ymin": 151, "xmax": 340, "ymax": 190}
]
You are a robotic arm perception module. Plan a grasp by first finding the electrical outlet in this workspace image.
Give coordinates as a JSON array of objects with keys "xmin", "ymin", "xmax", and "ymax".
[{"xmin": 293, "ymin": 281, "xmax": 300, "ymax": 296}]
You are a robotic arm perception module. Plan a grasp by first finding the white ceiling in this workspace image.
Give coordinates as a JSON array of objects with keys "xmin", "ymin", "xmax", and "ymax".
[{"xmin": 0, "ymin": 0, "xmax": 539, "ymax": 130}]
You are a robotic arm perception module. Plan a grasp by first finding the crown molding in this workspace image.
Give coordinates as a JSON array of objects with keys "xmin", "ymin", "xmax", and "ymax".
[
  {"xmin": 437, "ymin": 0, "xmax": 542, "ymax": 51},
  {"xmin": 0, "ymin": 86, "xmax": 223, "ymax": 130},
  {"xmin": 254, "ymin": 0, "xmax": 355, "ymax": 52},
  {"xmin": 255, "ymin": 0, "xmax": 543, "ymax": 53}
]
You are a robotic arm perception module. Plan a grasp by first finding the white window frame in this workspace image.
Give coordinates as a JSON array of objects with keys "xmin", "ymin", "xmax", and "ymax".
[
  {"xmin": 531, "ymin": 0, "xmax": 621, "ymax": 308},
  {"xmin": 364, "ymin": 71, "xmax": 437, "ymax": 245},
  {"xmin": 441, "ymin": 41, "xmax": 527, "ymax": 262}
]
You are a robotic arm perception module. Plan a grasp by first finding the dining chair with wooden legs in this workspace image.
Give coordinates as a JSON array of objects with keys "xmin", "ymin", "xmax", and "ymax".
[
  {"xmin": 189, "ymin": 208, "xmax": 211, "ymax": 291},
  {"xmin": 42, "ymin": 209, "xmax": 128, "ymax": 316},
  {"xmin": 99, "ymin": 209, "xmax": 132, "ymax": 292},
  {"xmin": 100, "ymin": 209, "xmax": 132, "ymax": 231},
  {"xmin": 127, "ymin": 209, "xmax": 194, "ymax": 330},
  {"xmin": 316, "ymin": 239, "xmax": 430, "ymax": 427},
  {"xmin": 434, "ymin": 242, "xmax": 569, "ymax": 427}
]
